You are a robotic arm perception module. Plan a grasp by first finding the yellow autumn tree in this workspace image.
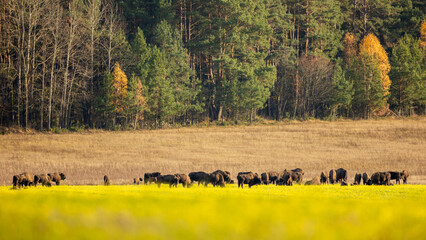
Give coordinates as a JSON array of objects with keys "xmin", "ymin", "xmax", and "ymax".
[
  {"xmin": 421, "ymin": 21, "xmax": 426, "ymax": 49},
  {"xmin": 111, "ymin": 62, "xmax": 128, "ymax": 113},
  {"xmin": 359, "ymin": 34, "xmax": 391, "ymax": 97}
]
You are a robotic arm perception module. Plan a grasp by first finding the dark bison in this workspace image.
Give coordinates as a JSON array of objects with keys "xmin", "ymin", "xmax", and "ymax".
[
  {"xmin": 287, "ymin": 170, "xmax": 303, "ymax": 184},
  {"xmin": 353, "ymin": 173, "xmax": 362, "ymax": 185},
  {"xmin": 104, "ymin": 175, "xmax": 110, "ymax": 186},
  {"xmin": 401, "ymin": 170, "xmax": 409, "ymax": 184},
  {"xmin": 12, "ymin": 175, "xmax": 24, "ymax": 189},
  {"xmin": 175, "ymin": 174, "xmax": 191, "ymax": 187},
  {"xmin": 213, "ymin": 170, "xmax": 232, "ymax": 184},
  {"xmin": 371, "ymin": 172, "xmax": 391, "ymax": 185},
  {"xmin": 144, "ymin": 172, "xmax": 161, "ymax": 184},
  {"xmin": 261, "ymin": 172, "xmax": 269, "ymax": 185},
  {"xmin": 35, "ymin": 174, "xmax": 52, "ymax": 187},
  {"xmin": 133, "ymin": 178, "xmax": 143, "ymax": 185},
  {"xmin": 362, "ymin": 172, "xmax": 369, "ymax": 185},
  {"xmin": 320, "ymin": 172, "xmax": 327, "ymax": 184},
  {"xmin": 335, "ymin": 168, "xmax": 347, "ymax": 183},
  {"xmin": 48, "ymin": 172, "xmax": 66, "ymax": 185},
  {"xmin": 388, "ymin": 171, "xmax": 402, "ymax": 184},
  {"xmin": 189, "ymin": 171, "xmax": 210, "ymax": 186},
  {"xmin": 157, "ymin": 175, "xmax": 179, "ymax": 188},
  {"xmin": 267, "ymin": 171, "xmax": 281, "ymax": 184},
  {"xmin": 329, "ymin": 169, "xmax": 337, "ymax": 184},
  {"xmin": 210, "ymin": 172, "xmax": 225, "ymax": 187},
  {"xmin": 277, "ymin": 170, "xmax": 293, "ymax": 186},
  {"xmin": 237, "ymin": 172, "xmax": 261, "ymax": 188}
]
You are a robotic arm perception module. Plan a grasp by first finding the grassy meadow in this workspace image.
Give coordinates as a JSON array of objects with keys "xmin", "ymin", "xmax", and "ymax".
[
  {"xmin": 0, "ymin": 184, "xmax": 425, "ymax": 240},
  {"xmin": 0, "ymin": 118, "xmax": 425, "ymax": 185}
]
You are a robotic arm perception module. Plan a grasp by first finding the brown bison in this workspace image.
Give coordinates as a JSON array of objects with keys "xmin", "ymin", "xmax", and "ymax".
[
  {"xmin": 277, "ymin": 170, "xmax": 293, "ymax": 186},
  {"xmin": 329, "ymin": 169, "xmax": 337, "ymax": 184},
  {"xmin": 335, "ymin": 168, "xmax": 347, "ymax": 183},
  {"xmin": 144, "ymin": 172, "xmax": 161, "ymax": 184},
  {"xmin": 291, "ymin": 168, "xmax": 304, "ymax": 175},
  {"xmin": 353, "ymin": 173, "xmax": 362, "ymax": 185},
  {"xmin": 48, "ymin": 172, "xmax": 66, "ymax": 185},
  {"xmin": 362, "ymin": 172, "xmax": 369, "ymax": 185},
  {"xmin": 15, "ymin": 172, "xmax": 35, "ymax": 188},
  {"xmin": 261, "ymin": 172, "xmax": 269, "ymax": 185},
  {"xmin": 213, "ymin": 170, "xmax": 232, "ymax": 184},
  {"xmin": 175, "ymin": 174, "xmax": 191, "ymax": 188},
  {"xmin": 287, "ymin": 170, "xmax": 303, "ymax": 184},
  {"xmin": 320, "ymin": 172, "xmax": 327, "ymax": 184},
  {"xmin": 305, "ymin": 176, "xmax": 321, "ymax": 185},
  {"xmin": 237, "ymin": 172, "xmax": 261, "ymax": 188},
  {"xmin": 104, "ymin": 175, "xmax": 110, "ymax": 186},
  {"xmin": 189, "ymin": 171, "xmax": 211, "ymax": 186},
  {"xmin": 12, "ymin": 175, "xmax": 24, "ymax": 189},
  {"xmin": 210, "ymin": 172, "xmax": 225, "ymax": 187},
  {"xmin": 35, "ymin": 174, "xmax": 52, "ymax": 187},
  {"xmin": 157, "ymin": 174, "xmax": 179, "ymax": 188},
  {"xmin": 401, "ymin": 170, "xmax": 409, "ymax": 184}
]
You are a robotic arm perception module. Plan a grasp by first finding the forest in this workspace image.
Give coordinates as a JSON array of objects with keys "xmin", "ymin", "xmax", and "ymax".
[{"xmin": 0, "ymin": 0, "xmax": 424, "ymax": 130}]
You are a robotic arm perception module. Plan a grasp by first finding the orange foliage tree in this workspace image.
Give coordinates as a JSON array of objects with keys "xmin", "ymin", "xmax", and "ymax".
[
  {"xmin": 359, "ymin": 34, "xmax": 391, "ymax": 97},
  {"xmin": 111, "ymin": 63, "xmax": 128, "ymax": 113}
]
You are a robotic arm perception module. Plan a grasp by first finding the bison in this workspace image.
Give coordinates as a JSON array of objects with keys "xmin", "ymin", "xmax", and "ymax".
[
  {"xmin": 210, "ymin": 172, "xmax": 225, "ymax": 187},
  {"xmin": 144, "ymin": 172, "xmax": 161, "ymax": 184},
  {"xmin": 305, "ymin": 176, "xmax": 321, "ymax": 185},
  {"xmin": 329, "ymin": 169, "xmax": 337, "ymax": 184},
  {"xmin": 277, "ymin": 170, "xmax": 293, "ymax": 186},
  {"xmin": 189, "ymin": 171, "xmax": 211, "ymax": 186},
  {"xmin": 261, "ymin": 172, "xmax": 269, "ymax": 185},
  {"xmin": 371, "ymin": 172, "xmax": 391, "ymax": 185},
  {"xmin": 401, "ymin": 170, "xmax": 409, "ymax": 184},
  {"xmin": 237, "ymin": 172, "xmax": 261, "ymax": 188},
  {"xmin": 104, "ymin": 175, "xmax": 110, "ymax": 186},
  {"xmin": 287, "ymin": 169, "xmax": 303, "ymax": 184},
  {"xmin": 291, "ymin": 168, "xmax": 304, "ymax": 175},
  {"xmin": 35, "ymin": 174, "xmax": 52, "ymax": 187},
  {"xmin": 213, "ymin": 170, "xmax": 232, "ymax": 184},
  {"xmin": 388, "ymin": 171, "xmax": 402, "ymax": 184},
  {"xmin": 14, "ymin": 172, "xmax": 35, "ymax": 188},
  {"xmin": 353, "ymin": 173, "xmax": 362, "ymax": 185},
  {"xmin": 175, "ymin": 173, "xmax": 191, "ymax": 188},
  {"xmin": 320, "ymin": 172, "xmax": 327, "ymax": 184},
  {"xmin": 157, "ymin": 175, "xmax": 179, "ymax": 188},
  {"xmin": 133, "ymin": 178, "xmax": 143, "ymax": 185},
  {"xmin": 362, "ymin": 172, "xmax": 369, "ymax": 185},
  {"xmin": 335, "ymin": 168, "xmax": 347, "ymax": 183},
  {"xmin": 267, "ymin": 171, "xmax": 281, "ymax": 184},
  {"xmin": 48, "ymin": 172, "xmax": 66, "ymax": 185}
]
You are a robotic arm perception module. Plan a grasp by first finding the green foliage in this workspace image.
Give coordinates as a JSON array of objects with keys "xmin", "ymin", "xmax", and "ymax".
[
  {"xmin": 331, "ymin": 63, "xmax": 354, "ymax": 116},
  {"xmin": 390, "ymin": 34, "xmax": 425, "ymax": 114},
  {"xmin": 0, "ymin": 185, "xmax": 425, "ymax": 239}
]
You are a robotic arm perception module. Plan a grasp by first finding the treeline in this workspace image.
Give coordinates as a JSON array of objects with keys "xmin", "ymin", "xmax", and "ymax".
[{"xmin": 0, "ymin": 0, "xmax": 424, "ymax": 130}]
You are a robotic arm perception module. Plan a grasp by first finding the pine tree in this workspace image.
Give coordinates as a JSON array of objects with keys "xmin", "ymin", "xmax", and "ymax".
[
  {"xmin": 390, "ymin": 34, "xmax": 425, "ymax": 115},
  {"xmin": 331, "ymin": 63, "xmax": 354, "ymax": 118}
]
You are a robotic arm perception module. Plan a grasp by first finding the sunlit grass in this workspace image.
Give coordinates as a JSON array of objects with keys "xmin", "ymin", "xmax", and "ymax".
[{"xmin": 0, "ymin": 184, "xmax": 425, "ymax": 239}]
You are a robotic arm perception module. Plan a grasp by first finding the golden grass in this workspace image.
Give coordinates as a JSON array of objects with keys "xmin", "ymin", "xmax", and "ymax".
[{"xmin": 1, "ymin": 117, "xmax": 425, "ymax": 185}]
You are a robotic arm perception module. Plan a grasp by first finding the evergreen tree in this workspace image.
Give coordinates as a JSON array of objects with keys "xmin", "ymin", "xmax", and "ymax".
[
  {"xmin": 331, "ymin": 63, "xmax": 354, "ymax": 117},
  {"xmin": 390, "ymin": 34, "xmax": 425, "ymax": 115}
]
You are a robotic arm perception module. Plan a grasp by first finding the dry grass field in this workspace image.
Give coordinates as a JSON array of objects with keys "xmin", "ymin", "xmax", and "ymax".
[{"xmin": 0, "ymin": 117, "xmax": 425, "ymax": 185}]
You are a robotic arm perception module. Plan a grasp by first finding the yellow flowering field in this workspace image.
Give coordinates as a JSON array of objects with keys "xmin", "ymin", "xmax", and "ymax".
[{"xmin": 0, "ymin": 184, "xmax": 425, "ymax": 240}]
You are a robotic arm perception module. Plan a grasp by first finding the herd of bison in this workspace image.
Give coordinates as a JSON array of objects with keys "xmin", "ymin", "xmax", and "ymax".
[{"xmin": 11, "ymin": 168, "xmax": 409, "ymax": 189}]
